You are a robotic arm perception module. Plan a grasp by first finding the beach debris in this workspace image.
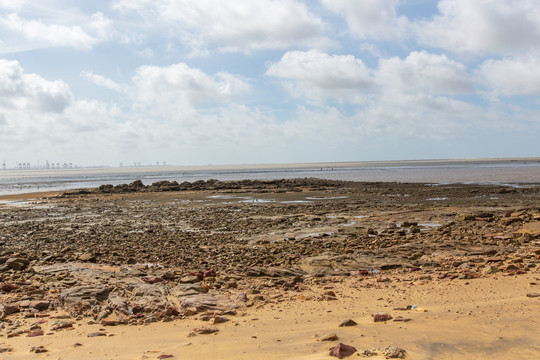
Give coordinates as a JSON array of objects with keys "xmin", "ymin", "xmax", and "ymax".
[{"xmin": 329, "ymin": 343, "xmax": 357, "ymax": 359}]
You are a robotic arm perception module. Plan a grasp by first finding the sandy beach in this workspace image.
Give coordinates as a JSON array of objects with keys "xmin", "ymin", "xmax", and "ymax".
[{"xmin": 1, "ymin": 179, "xmax": 539, "ymax": 359}]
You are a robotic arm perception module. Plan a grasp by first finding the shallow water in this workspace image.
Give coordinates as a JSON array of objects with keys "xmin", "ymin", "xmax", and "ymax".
[{"xmin": 1, "ymin": 159, "xmax": 540, "ymax": 195}]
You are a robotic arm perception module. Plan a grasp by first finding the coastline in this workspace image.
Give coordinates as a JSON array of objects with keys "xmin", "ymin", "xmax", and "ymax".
[{"xmin": 0, "ymin": 180, "xmax": 539, "ymax": 359}]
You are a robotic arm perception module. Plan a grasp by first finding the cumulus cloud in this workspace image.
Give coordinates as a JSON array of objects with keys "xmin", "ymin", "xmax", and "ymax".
[
  {"xmin": 320, "ymin": 0, "xmax": 408, "ymax": 41},
  {"xmin": 113, "ymin": 0, "xmax": 331, "ymax": 53},
  {"xmin": 416, "ymin": 0, "xmax": 540, "ymax": 55},
  {"xmin": 478, "ymin": 57, "xmax": 540, "ymax": 96},
  {"xmin": 131, "ymin": 62, "xmax": 251, "ymax": 113},
  {"xmin": 0, "ymin": 59, "xmax": 72, "ymax": 113},
  {"xmin": 266, "ymin": 50, "xmax": 375, "ymax": 104},
  {"xmin": 376, "ymin": 51, "xmax": 473, "ymax": 95}
]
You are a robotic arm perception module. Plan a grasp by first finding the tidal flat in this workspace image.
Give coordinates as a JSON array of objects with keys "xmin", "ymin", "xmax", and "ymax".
[{"xmin": 1, "ymin": 179, "xmax": 539, "ymax": 359}]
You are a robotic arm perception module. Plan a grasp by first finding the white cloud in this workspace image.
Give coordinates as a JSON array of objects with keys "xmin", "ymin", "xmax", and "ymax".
[
  {"xmin": 0, "ymin": 13, "xmax": 98, "ymax": 50},
  {"xmin": 81, "ymin": 71, "xmax": 125, "ymax": 92},
  {"xmin": 0, "ymin": 0, "xmax": 24, "ymax": 11},
  {"xmin": 0, "ymin": 59, "xmax": 72, "ymax": 113},
  {"xmin": 113, "ymin": 0, "xmax": 331, "ymax": 53},
  {"xmin": 376, "ymin": 51, "xmax": 473, "ymax": 95},
  {"xmin": 130, "ymin": 62, "xmax": 251, "ymax": 119},
  {"xmin": 320, "ymin": 0, "xmax": 408, "ymax": 41},
  {"xmin": 478, "ymin": 57, "xmax": 540, "ymax": 96},
  {"xmin": 416, "ymin": 0, "xmax": 540, "ymax": 55},
  {"xmin": 266, "ymin": 50, "xmax": 375, "ymax": 104}
]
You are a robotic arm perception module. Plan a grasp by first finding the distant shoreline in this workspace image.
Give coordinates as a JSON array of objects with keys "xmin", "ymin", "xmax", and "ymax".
[{"xmin": 2, "ymin": 157, "xmax": 540, "ymax": 177}]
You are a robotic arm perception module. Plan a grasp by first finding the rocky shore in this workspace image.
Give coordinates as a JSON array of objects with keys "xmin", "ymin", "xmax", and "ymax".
[{"xmin": 1, "ymin": 179, "xmax": 539, "ymax": 358}]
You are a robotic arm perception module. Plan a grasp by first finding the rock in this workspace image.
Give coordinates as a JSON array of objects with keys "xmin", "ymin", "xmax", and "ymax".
[
  {"xmin": 482, "ymin": 266, "xmax": 498, "ymax": 275},
  {"xmin": 158, "ymin": 355, "xmax": 175, "ymax": 359},
  {"xmin": 204, "ymin": 269, "xmax": 216, "ymax": 278},
  {"xmin": 78, "ymin": 253, "xmax": 96, "ymax": 262},
  {"xmin": 382, "ymin": 346, "xmax": 406, "ymax": 359},
  {"xmin": 51, "ymin": 320, "xmax": 74, "ymax": 331},
  {"xmin": 339, "ymin": 319, "xmax": 357, "ymax": 327},
  {"xmin": 61, "ymin": 285, "xmax": 111, "ymax": 305},
  {"xmin": 192, "ymin": 327, "xmax": 219, "ymax": 335},
  {"xmin": 29, "ymin": 300, "xmax": 50, "ymax": 311},
  {"xmin": 142, "ymin": 276, "xmax": 164, "ymax": 284},
  {"xmin": 1, "ymin": 283, "xmax": 17, "ymax": 292},
  {"xmin": 373, "ymin": 313, "xmax": 393, "ymax": 322},
  {"xmin": 234, "ymin": 292, "xmax": 248, "ymax": 302},
  {"xmin": 5, "ymin": 257, "xmax": 29, "ymax": 271},
  {"xmin": 318, "ymin": 333, "xmax": 338, "ymax": 341},
  {"xmin": 2, "ymin": 303, "xmax": 20, "ymax": 315},
  {"xmin": 179, "ymin": 275, "xmax": 201, "ymax": 284},
  {"xmin": 178, "ymin": 293, "xmax": 237, "ymax": 313},
  {"xmin": 88, "ymin": 332, "xmax": 107, "ymax": 337},
  {"xmin": 329, "ymin": 343, "xmax": 357, "ymax": 359},
  {"xmin": 30, "ymin": 346, "xmax": 48, "ymax": 353},
  {"xmin": 209, "ymin": 316, "xmax": 229, "ymax": 324},
  {"xmin": 27, "ymin": 329, "xmax": 44, "ymax": 337},
  {"xmin": 0, "ymin": 346, "xmax": 13, "ymax": 353},
  {"xmin": 183, "ymin": 307, "xmax": 198, "ymax": 316},
  {"xmin": 393, "ymin": 316, "xmax": 411, "ymax": 322},
  {"xmin": 245, "ymin": 266, "xmax": 306, "ymax": 278},
  {"xmin": 527, "ymin": 293, "xmax": 540, "ymax": 298}
]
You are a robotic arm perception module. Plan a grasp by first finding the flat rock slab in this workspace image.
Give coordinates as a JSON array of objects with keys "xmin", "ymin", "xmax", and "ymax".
[
  {"xmin": 517, "ymin": 222, "xmax": 540, "ymax": 237},
  {"xmin": 179, "ymin": 293, "xmax": 237, "ymax": 312},
  {"xmin": 61, "ymin": 285, "xmax": 112, "ymax": 305}
]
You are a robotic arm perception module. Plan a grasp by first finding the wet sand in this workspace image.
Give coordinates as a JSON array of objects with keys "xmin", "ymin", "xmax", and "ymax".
[{"xmin": 1, "ymin": 179, "xmax": 539, "ymax": 359}]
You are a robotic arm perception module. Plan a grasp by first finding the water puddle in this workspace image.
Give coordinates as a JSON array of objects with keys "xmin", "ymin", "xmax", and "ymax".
[{"xmin": 305, "ymin": 196, "xmax": 349, "ymax": 200}]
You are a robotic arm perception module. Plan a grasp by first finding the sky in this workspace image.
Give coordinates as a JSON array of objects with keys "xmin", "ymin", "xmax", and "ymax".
[{"xmin": 1, "ymin": 0, "xmax": 540, "ymax": 167}]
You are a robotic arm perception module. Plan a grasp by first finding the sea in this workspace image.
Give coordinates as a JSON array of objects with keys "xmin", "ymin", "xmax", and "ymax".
[{"xmin": 1, "ymin": 158, "xmax": 540, "ymax": 196}]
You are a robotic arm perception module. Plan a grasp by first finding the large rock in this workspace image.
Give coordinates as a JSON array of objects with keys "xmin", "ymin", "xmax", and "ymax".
[
  {"xmin": 5, "ymin": 258, "xmax": 29, "ymax": 271},
  {"xmin": 60, "ymin": 285, "xmax": 111, "ymax": 305},
  {"xmin": 178, "ymin": 293, "xmax": 237, "ymax": 312}
]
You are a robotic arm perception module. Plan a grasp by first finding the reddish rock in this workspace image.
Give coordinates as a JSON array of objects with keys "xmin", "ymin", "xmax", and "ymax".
[
  {"xmin": 1, "ymin": 283, "xmax": 17, "ymax": 293},
  {"xmin": 373, "ymin": 313, "xmax": 393, "ymax": 322},
  {"xmin": 329, "ymin": 343, "xmax": 357, "ymax": 359},
  {"xmin": 527, "ymin": 292, "xmax": 540, "ymax": 298},
  {"xmin": 142, "ymin": 276, "xmax": 164, "ymax": 284},
  {"xmin": 3, "ymin": 303, "xmax": 20, "ymax": 315},
  {"xmin": 203, "ymin": 269, "xmax": 216, "ymax": 278},
  {"xmin": 187, "ymin": 272, "xmax": 204, "ymax": 281},
  {"xmin": 27, "ymin": 329, "xmax": 44, "ymax": 337},
  {"xmin": 157, "ymin": 355, "xmax": 174, "ymax": 359}
]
